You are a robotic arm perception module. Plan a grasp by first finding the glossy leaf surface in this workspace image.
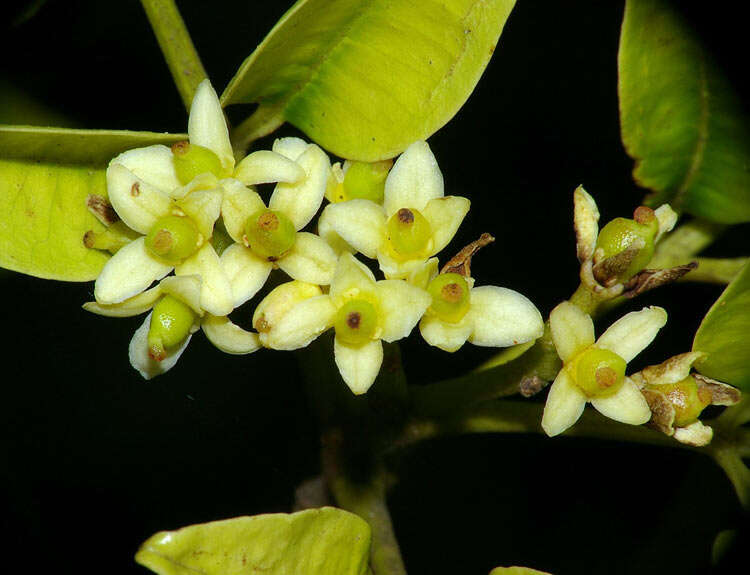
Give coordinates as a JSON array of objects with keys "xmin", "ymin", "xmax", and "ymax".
[
  {"xmin": 223, "ymin": 0, "xmax": 516, "ymax": 161},
  {"xmin": 618, "ymin": 0, "xmax": 750, "ymax": 223},
  {"xmin": 489, "ymin": 567, "xmax": 552, "ymax": 575},
  {"xmin": 0, "ymin": 126, "xmax": 184, "ymax": 280},
  {"xmin": 693, "ymin": 261, "xmax": 750, "ymax": 391},
  {"xmin": 136, "ymin": 507, "xmax": 371, "ymax": 575}
]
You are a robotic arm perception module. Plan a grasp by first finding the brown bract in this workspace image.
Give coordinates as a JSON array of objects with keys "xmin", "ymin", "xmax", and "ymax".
[
  {"xmin": 622, "ymin": 262, "xmax": 698, "ymax": 299},
  {"xmin": 440, "ymin": 232, "xmax": 495, "ymax": 277}
]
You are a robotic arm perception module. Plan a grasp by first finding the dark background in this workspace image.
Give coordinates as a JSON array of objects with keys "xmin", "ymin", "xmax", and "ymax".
[{"xmin": 1, "ymin": 1, "xmax": 748, "ymax": 573}]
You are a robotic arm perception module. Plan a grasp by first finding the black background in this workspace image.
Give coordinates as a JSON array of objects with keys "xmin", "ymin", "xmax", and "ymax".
[{"xmin": 1, "ymin": 1, "xmax": 748, "ymax": 573}]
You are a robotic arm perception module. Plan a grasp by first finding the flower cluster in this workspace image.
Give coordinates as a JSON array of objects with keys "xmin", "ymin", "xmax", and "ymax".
[{"xmin": 83, "ymin": 80, "xmax": 544, "ymax": 393}]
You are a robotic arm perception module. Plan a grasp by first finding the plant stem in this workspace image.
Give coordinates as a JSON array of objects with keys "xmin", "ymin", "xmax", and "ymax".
[
  {"xmin": 140, "ymin": 0, "xmax": 208, "ymax": 112},
  {"xmin": 230, "ymin": 104, "xmax": 285, "ymax": 158}
]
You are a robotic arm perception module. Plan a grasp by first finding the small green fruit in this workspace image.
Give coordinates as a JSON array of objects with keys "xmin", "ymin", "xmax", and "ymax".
[
  {"xmin": 573, "ymin": 347, "xmax": 627, "ymax": 398},
  {"xmin": 385, "ymin": 207, "xmax": 432, "ymax": 259},
  {"xmin": 647, "ymin": 375, "xmax": 711, "ymax": 427},
  {"xmin": 595, "ymin": 208, "xmax": 659, "ymax": 281},
  {"xmin": 427, "ymin": 273, "xmax": 471, "ymax": 323},
  {"xmin": 172, "ymin": 141, "xmax": 225, "ymax": 185},
  {"xmin": 147, "ymin": 295, "xmax": 197, "ymax": 361},
  {"xmin": 145, "ymin": 215, "xmax": 201, "ymax": 263},
  {"xmin": 244, "ymin": 209, "xmax": 296, "ymax": 261},
  {"xmin": 334, "ymin": 299, "xmax": 379, "ymax": 346}
]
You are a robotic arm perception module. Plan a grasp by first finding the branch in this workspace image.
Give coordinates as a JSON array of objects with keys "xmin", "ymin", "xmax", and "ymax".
[{"xmin": 140, "ymin": 0, "xmax": 208, "ymax": 111}]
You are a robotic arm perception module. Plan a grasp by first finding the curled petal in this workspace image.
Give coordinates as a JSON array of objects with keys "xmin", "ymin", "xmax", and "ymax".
[
  {"xmin": 541, "ymin": 369, "xmax": 587, "ymax": 437},
  {"xmin": 106, "ymin": 163, "xmax": 172, "ymax": 234},
  {"xmin": 330, "ymin": 253, "xmax": 377, "ymax": 301},
  {"xmin": 322, "ymin": 200, "xmax": 385, "ymax": 259},
  {"xmin": 654, "ymin": 204, "xmax": 678, "ymax": 242},
  {"xmin": 202, "ymin": 315, "xmax": 261, "ymax": 355},
  {"xmin": 129, "ymin": 313, "xmax": 192, "ymax": 380},
  {"xmin": 423, "ymin": 196, "xmax": 470, "ymax": 256},
  {"xmin": 270, "ymin": 144, "xmax": 330, "ymax": 230},
  {"xmin": 317, "ymin": 204, "xmax": 355, "ymax": 255},
  {"xmin": 112, "ymin": 145, "xmax": 181, "ymax": 193},
  {"xmin": 188, "ymin": 79, "xmax": 234, "ymax": 172},
  {"xmin": 419, "ymin": 314, "xmax": 473, "ymax": 352},
  {"xmin": 176, "ymin": 188, "xmax": 222, "ymax": 240},
  {"xmin": 573, "ymin": 186, "xmax": 600, "ymax": 262},
  {"xmin": 234, "ymin": 150, "xmax": 306, "ymax": 186},
  {"xmin": 596, "ymin": 306, "xmax": 667, "ymax": 363},
  {"xmin": 549, "ymin": 301, "xmax": 595, "ymax": 361},
  {"xmin": 272, "ymin": 137, "xmax": 309, "ymax": 161},
  {"xmin": 590, "ymin": 377, "xmax": 651, "ymax": 425},
  {"xmin": 220, "ymin": 244, "xmax": 272, "ymax": 307},
  {"xmin": 82, "ymin": 285, "xmax": 162, "ymax": 317},
  {"xmin": 262, "ymin": 295, "xmax": 336, "ymax": 350},
  {"xmin": 638, "ymin": 351, "xmax": 707, "ymax": 386},
  {"xmin": 175, "ymin": 244, "xmax": 233, "ymax": 316},
  {"xmin": 277, "ymin": 232, "xmax": 337, "ymax": 285},
  {"xmin": 467, "ymin": 286, "xmax": 544, "ymax": 348},
  {"xmin": 220, "ymin": 179, "xmax": 266, "ymax": 243},
  {"xmin": 334, "ymin": 337, "xmax": 383, "ymax": 395},
  {"xmin": 384, "ymin": 141, "xmax": 443, "ymax": 216},
  {"xmin": 376, "ymin": 280, "xmax": 432, "ymax": 342},
  {"xmin": 160, "ymin": 274, "xmax": 204, "ymax": 315},
  {"xmin": 94, "ymin": 237, "xmax": 172, "ymax": 304}
]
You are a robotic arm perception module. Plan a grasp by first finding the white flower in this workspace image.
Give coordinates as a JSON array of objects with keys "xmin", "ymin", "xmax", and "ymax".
[
  {"xmin": 320, "ymin": 141, "xmax": 469, "ymax": 279},
  {"xmin": 253, "ymin": 253, "xmax": 431, "ymax": 394},
  {"xmin": 541, "ymin": 301, "xmax": 667, "ymax": 436},
  {"xmin": 84, "ymin": 274, "xmax": 260, "ymax": 380}
]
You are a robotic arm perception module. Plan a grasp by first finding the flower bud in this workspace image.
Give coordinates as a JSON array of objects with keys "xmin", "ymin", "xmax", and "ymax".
[
  {"xmin": 145, "ymin": 215, "xmax": 201, "ymax": 263},
  {"xmin": 244, "ymin": 208, "xmax": 296, "ymax": 261},
  {"xmin": 573, "ymin": 347, "xmax": 626, "ymax": 398},
  {"xmin": 334, "ymin": 299, "xmax": 379, "ymax": 346},
  {"xmin": 147, "ymin": 295, "xmax": 198, "ymax": 361},
  {"xmin": 427, "ymin": 272, "xmax": 471, "ymax": 323},
  {"xmin": 342, "ymin": 160, "xmax": 391, "ymax": 203},
  {"xmin": 172, "ymin": 141, "xmax": 225, "ymax": 185},
  {"xmin": 385, "ymin": 207, "xmax": 432, "ymax": 259}
]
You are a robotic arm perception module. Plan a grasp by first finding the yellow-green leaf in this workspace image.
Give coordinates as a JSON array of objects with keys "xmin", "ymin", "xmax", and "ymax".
[
  {"xmin": 489, "ymin": 567, "xmax": 552, "ymax": 575},
  {"xmin": 693, "ymin": 261, "xmax": 750, "ymax": 391},
  {"xmin": 135, "ymin": 507, "xmax": 371, "ymax": 575},
  {"xmin": 224, "ymin": 0, "xmax": 516, "ymax": 161},
  {"xmin": 618, "ymin": 0, "xmax": 750, "ymax": 223},
  {"xmin": 0, "ymin": 126, "xmax": 185, "ymax": 281}
]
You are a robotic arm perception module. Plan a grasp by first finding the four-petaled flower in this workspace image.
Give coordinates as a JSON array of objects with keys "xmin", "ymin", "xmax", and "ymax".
[{"xmin": 542, "ymin": 301, "xmax": 667, "ymax": 436}]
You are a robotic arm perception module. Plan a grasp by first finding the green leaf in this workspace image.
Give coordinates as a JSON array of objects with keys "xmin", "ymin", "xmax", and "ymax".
[
  {"xmin": 618, "ymin": 0, "xmax": 750, "ymax": 223},
  {"xmin": 135, "ymin": 507, "xmax": 371, "ymax": 575},
  {"xmin": 223, "ymin": 0, "xmax": 516, "ymax": 161},
  {"xmin": 693, "ymin": 260, "xmax": 750, "ymax": 390},
  {"xmin": 489, "ymin": 567, "xmax": 552, "ymax": 575},
  {"xmin": 0, "ymin": 126, "xmax": 185, "ymax": 281}
]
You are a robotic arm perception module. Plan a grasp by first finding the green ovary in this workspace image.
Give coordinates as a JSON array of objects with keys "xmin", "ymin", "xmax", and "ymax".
[
  {"xmin": 172, "ymin": 141, "xmax": 226, "ymax": 185},
  {"xmin": 244, "ymin": 209, "xmax": 296, "ymax": 261},
  {"xmin": 147, "ymin": 295, "xmax": 197, "ymax": 361},
  {"xmin": 386, "ymin": 207, "xmax": 432, "ymax": 259},
  {"xmin": 145, "ymin": 215, "xmax": 201, "ymax": 263},
  {"xmin": 427, "ymin": 273, "xmax": 471, "ymax": 323},
  {"xmin": 596, "ymin": 215, "xmax": 658, "ymax": 280},
  {"xmin": 572, "ymin": 347, "xmax": 627, "ymax": 398},
  {"xmin": 647, "ymin": 375, "xmax": 711, "ymax": 427},
  {"xmin": 334, "ymin": 299, "xmax": 379, "ymax": 346}
]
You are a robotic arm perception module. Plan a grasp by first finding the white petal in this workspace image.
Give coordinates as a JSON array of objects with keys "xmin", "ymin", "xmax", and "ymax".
[
  {"xmin": 638, "ymin": 351, "xmax": 707, "ymax": 386},
  {"xmin": 176, "ymin": 188, "xmax": 223, "ymax": 240},
  {"xmin": 334, "ymin": 337, "xmax": 383, "ymax": 395},
  {"xmin": 322, "ymin": 200, "xmax": 386, "ymax": 258},
  {"xmin": 272, "ymin": 137, "xmax": 309, "ymax": 161},
  {"xmin": 175, "ymin": 244, "xmax": 233, "ymax": 316},
  {"xmin": 252, "ymin": 281, "xmax": 323, "ymax": 335},
  {"xmin": 317, "ymin": 204, "xmax": 355, "ymax": 255},
  {"xmin": 82, "ymin": 285, "xmax": 162, "ymax": 317},
  {"xmin": 466, "ymin": 286, "xmax": 544, "ymax": 348},
  {"xmin": 202, "ymin": 315, "xmax": 261, "ymax": 355},
  {"xmin": 234, "ymin": 150, "xmax": 306, "ymax": 186},
  {"xmin": 383, "ymin": 140, "xmax": 443, "ymax": 216},
  {"xmin": 654, "ymin": 204, "xmax": 678, "ymax": 242},
  {"xmin": 596, "ymin": 306, "xmax": 667, "ymax": 363},
  {"xmin": 422, "ymin": 196, "xmax": 470, "ymax": 255},
  {"xmin": 188, "ymin": 79, "xmax": 234, "ymax": 172},
  {"xmin": 541, "ymin": 369, "xmax": 588, "ymax": 437},
  {"xmin": 419, "ymin": 314, "xmax": 473, "ymax": 352},
  {"xmin": 330, "ymin": 253, "xmax": 377, "ymax": 301},
  {"xmin": 94, "ymin": 237, "xmax": 172, "ymax": 304},
  {"xmin": 573, "ymin": 185, "xmax": 599, "ymax": 262},
  {"xmin": 376, "ymin": 247, "xmax": 426, "ymax": 280},
  {"xmin": 129, "ymin": 313, "xmax": 192, "ymax": 380},
  {"xmin": 220, "ymin": 178, "xmax": 266, "ymax": 243},
  {"xmin": 112, "ymin": 145, "xmax": 181, "ymax": 192},
  {"xmin": 376, "ymin": 280, "xmax": 431, "ymax": 342},
  {"xmin": 263, "ymin": 295, "xmax": 336, "ymax": 350},
  {"xmin": 106, "ymin": 163, "xmax": 172, "ymax": 234},
  {"xmin": 277, "ymin": 232, "xmax": 337, "ymax": 285},
  {"xmin": 220, "ymin": 244, "xmax": 272, "ymax": 307},
  {"xmin": 591, "ymin": 377, "xmax": 651, "ymax": 425},
  {"xmin": 549, "ymin": 301, "xmax": 595, "ymax": 362},
  {"xmin": 159, "ymin": 274, "xmax": 204, "ymax": 315},
  {"xmin": 673, "ymin": 421, "xmax": 713, "ymax": 446},
  {"xmin": 270, "ymin": 144, "xmax": 330, "ymax": 230}
]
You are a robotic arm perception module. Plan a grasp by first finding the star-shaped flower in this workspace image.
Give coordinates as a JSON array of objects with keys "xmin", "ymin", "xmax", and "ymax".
[
  {"xmin": 252, "ymin": 253, "xmax": 431, "ymax": 394},
  {"xmin": 541, "ymin": 301, "xmax": 667, "ymax": 436},
  {"xmin": 319, "ymin": 141, "xmax": 470, "ymax": 279}
]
